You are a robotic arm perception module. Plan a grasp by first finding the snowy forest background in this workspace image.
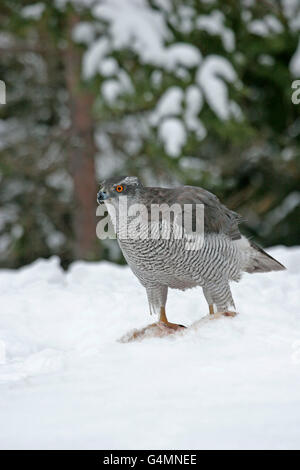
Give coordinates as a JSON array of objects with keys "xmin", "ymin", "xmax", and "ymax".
[{"xmin": 1, "ymin": 0, "xmax": 300, "ymax": 269}]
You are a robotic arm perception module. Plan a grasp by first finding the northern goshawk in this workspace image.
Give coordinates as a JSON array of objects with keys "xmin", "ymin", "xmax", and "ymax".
[{"xmin": 97, "ymin": 176, "xmax": 285, "ymax": 329}]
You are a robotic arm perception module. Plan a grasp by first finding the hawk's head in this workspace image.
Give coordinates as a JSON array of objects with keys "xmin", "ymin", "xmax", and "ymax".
[{"xmin": 97, "ymin": 176, "xmax": 143, "ymax": 205}]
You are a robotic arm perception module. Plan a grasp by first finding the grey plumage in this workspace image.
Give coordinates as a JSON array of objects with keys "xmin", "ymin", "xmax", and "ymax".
[{"xmin": 98, "ymin": 176, "xmax": 285, "ymax": 318}]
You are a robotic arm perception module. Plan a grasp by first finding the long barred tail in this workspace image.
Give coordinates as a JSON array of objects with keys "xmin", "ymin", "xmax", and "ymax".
[{"xmin": 245, "ymin": 241, "xmax": 286, "ymax": 274}]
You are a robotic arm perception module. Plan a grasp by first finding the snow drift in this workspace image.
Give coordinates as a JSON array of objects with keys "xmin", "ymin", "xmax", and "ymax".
[{"xmin": 0, "ymin": 245, "xmax": 299, "ymax": 449}]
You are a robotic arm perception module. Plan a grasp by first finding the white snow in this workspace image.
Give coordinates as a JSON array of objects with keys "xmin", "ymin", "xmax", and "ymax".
[
  {"xmin": 0, "ymin": 246, "xmax": 300, "ymax": 450},
  {"xmin": 83, "ymin": 37, "xmax": 110, "ymax": 79},
  {"xmin": 196, "ymin": 11, "xmax": 235, "ymax": 52},
  {"xmin": 248, "ymin": 16, "xmax": 283, "ymax": 37},
  {"xmin": 151, "ymin": 84, "xmax": 206, "ymax": 148},
  {"xmin": 264, "ymin": 15, "xmax": 284, "ymax": 34},
  {"xmin": 90, "ymin": 0, "xmax": 201, "ymax": 71},
  {"xmin": 290, "ymin": 39, "xmax": 300, "ymax": 76},
  {"xmin": 282, "ymin": 0, "xmax": 300, "ymax": 21},
  {"xmin": 282, "ymin": 0, "xmax": 300, "ymax": 32},
  {"xmin": 78, "ymin": 0, "xmax": 241, "ymax": 152},
  {"xmin": 98, "ymin": 58, "xmax": 119, "ymax": 77},
  {"xmin": 158, "ymin": 118, "xmax": 186, "ymax": 157},
  {"xmin": 150, "ymin": 87, "xmax": 184, "ymax": 126},
  {"xmin": 22, "ymin": 3, "xmax": 45, "ymax": 20},
  {"xmin": 184, "ymin": 85, "xmax": 206, "ymax": 139},
  {"xmin": 72, "ymin": 21, "xmax": 95, "ymax": 45},
  {"xmin": 172, "ymin": 5, "xmax": 195, "ymax": 34},
  {"xmin": 196, "ymin": 55, "xmax": 238, "ymax": 120},
  {"xmin": 101, "ymin": 79, "xmax": 121, "ymax": 103},
  {"xmin": 258, "ymin": 54, "xmax": 275, "ymax": 67},
  {"xmin": 101, "ymin": 72, "xmax": 133, "ymax": 104},
  {"xmin": 93, "ymin": 0, "xmax": 169, "ymax": 67},
  {"xmin": 248, "ymin": 20, "xmax": 269, "ymax": 37},
  {"xmin": 163, "ymin": 43, "xmax": 201, "ymax": 70}
]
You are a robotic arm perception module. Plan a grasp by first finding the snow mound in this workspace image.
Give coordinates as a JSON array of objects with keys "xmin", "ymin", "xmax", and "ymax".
[{"xmin": 0, "ymin": 246, "xmax": 300, "ymax": 449}]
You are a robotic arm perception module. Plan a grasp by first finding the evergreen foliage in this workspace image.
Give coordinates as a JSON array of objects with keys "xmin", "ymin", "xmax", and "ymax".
[{"xmin": 0, "ymin": 0, "xmax": 299, "ymax": 267}]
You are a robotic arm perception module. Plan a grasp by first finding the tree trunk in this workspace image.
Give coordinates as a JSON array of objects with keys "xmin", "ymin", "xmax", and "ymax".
[{"xmin": 63, "ymin": 12, "xmax": 98, "ymax": 260}]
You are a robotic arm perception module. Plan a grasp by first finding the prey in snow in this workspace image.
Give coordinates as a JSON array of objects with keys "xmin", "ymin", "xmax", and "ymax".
[{"xmin": 97, "ymin": 176, "xmax": 285, "ymax": 331}]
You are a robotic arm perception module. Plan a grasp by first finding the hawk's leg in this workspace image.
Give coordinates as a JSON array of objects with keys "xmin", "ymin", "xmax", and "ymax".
[
  {"xmin": 208, "ymin": 304, "xmax": 236, "ymax": 317},
  {"xmin": 209, "ymin": 304, "xmax": 214, "ymax": 315},
  {"xmin": 159, "ymin": 307, "xmax": 186, "ymax": 330},
  {"xmin": 146, "ymin": 285, "xmax": 186, "ymax": 329},
  {"xmin": 202, "ymin": 287, "xmax": 215, "ymax": 316},
  {"xmin": 203, "ymin": 285, "xmax": 237, "ymax": 317}
]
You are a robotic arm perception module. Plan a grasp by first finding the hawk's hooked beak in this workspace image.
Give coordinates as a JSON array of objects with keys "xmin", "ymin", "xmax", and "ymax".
[{"xmin": 97, "ymin": 190, "xmax": 109, "ymax": 204}]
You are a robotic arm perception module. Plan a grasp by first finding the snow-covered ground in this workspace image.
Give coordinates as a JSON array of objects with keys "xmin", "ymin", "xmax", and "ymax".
[{"xmin": 0, "ymin": 245, "xmax": 299, "ymax": 450}]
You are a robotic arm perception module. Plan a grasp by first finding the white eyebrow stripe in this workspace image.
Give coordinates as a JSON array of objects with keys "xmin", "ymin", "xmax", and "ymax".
[{"xmin": 120, "ymin": 176, "xmax": 139, "ymax": 185}]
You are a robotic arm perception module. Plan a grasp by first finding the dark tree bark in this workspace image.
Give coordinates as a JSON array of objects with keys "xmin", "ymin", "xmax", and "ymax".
[{"xmin": 63, "ymin": 12, "xmax": 98, "ymax": 260}]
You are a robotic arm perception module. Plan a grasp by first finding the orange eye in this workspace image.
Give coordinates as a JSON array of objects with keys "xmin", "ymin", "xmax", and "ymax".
[{"xmin": 116, "ymin": 185, "xmax": 124, "ymax": 193}]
